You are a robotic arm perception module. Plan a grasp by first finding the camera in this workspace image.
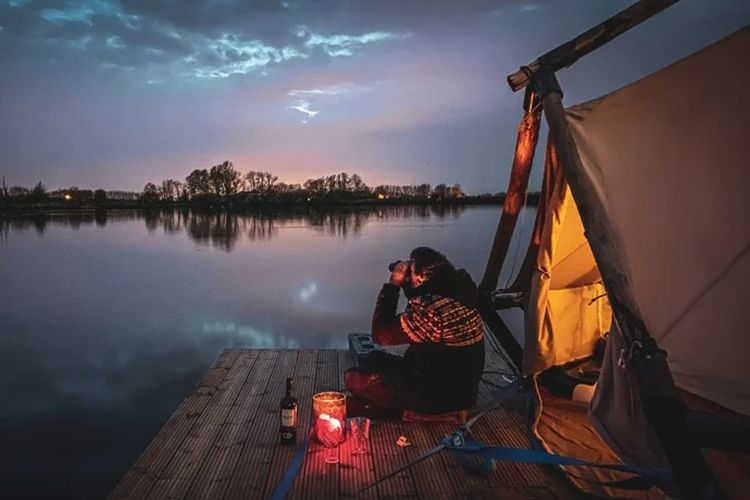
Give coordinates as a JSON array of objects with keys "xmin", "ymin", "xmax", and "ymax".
[{"xmin": 388, "ymin": 260, "xmax": 412, "ymax": 276}]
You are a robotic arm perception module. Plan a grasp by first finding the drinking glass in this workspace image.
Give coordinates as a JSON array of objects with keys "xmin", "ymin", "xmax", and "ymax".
[{"xmin": 350, "ymin": 417, "xmax": 371, "ymax": 455}]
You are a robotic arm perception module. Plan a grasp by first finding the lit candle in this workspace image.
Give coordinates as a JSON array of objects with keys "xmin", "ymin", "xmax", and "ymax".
[
  {"xmin": 315, "ymin": 413, "xmax": 343, "ymax": 447},
  {"xmin": 312, "ymin": 392, "xmax": 346, "ymax": 446}
]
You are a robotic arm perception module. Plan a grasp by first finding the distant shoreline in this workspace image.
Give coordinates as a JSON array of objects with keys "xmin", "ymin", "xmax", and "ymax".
[{"xmin": 0, "ymin": 194, "xmax": 539, "ymax": 215}]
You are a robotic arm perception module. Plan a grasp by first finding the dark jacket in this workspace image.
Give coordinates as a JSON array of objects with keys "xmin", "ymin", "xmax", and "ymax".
[{"xmin": 371, "ymin": 269, "xmax": 485, "ymax": 413}]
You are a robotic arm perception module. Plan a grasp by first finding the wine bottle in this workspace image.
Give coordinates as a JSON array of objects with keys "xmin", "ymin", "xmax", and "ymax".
[{"xmin": 280, "ymin": 377, "xmax": 297, "ymax": 445}]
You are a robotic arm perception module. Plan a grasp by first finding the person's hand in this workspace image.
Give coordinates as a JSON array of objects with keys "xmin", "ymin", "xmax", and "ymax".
[{"xmin": 389, "ymin": 261, "xmax": 410, "ymax": 287}]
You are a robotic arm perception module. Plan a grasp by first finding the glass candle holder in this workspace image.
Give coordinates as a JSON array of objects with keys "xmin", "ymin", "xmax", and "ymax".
[{"xmin": 312, "ymin": 391, "xmax": 347, "ymax": 446}]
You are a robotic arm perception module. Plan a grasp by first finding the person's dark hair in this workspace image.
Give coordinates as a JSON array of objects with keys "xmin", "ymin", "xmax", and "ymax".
[
  {"xmin": 407, "ymin": 246, "xmax": 477, "ymax": 309},
  {"xmin": 409, "ymin": 246, "xmax": 454, "ymax": 279}
]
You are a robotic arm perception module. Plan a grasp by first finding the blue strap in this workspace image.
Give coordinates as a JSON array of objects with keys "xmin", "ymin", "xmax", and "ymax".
[
  {"xmin": 270, "ymin": 436, "xmax": 309, "ymax": 500},
  {"xmin": 443, "ymin": 430, "xmax": 675, "ymax": 493}
]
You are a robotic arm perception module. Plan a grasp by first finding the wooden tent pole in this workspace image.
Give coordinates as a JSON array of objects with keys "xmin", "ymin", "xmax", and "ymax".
[
  {"xmin": 509, "ymin": 139, "xmax": 559, "ymax": 294},
  {"xmin": 477, "ymin": 93, "xmax": 542, "ymax": 372},
  {"xmin": 507, "ymin": 0, "xmax": 681, "ymax": 92},
  {"xmin": 539, "ymin": 77, "xmax": 719, "ymax": 499},
  {"xmin": 480, "ymin": 99, "xmax": 542, "ymax": 292}
]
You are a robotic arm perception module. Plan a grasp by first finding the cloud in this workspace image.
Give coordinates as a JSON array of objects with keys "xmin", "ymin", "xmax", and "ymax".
[
  {"xmin": 491, "ymin": 2, "xmax": 543, "ymax": 16},
  {"xmin": 288, "ymin": 82, "xmax": 371, "ymax": 97},
  {"xmin": 286, "ymin": 82, "xmax": 371, "ymax": 123},
  {"xmin": 2, "ymin": 1, "xmax": 415, "ymax": 83},
  {"xmin": 297, "ymin": 282, "xmax": 319, "ymax": 302},
  {"xmin": 300, "ymin": 28, "xmax": 410, "ymax": 57},
  {"xmin": 106, "ymin": 35, "xmax": 125, "ymax": 49},
  {"xmin": 39, "ymin": 0, "xmax": 120, "ymax": 26},
  {"xmin": 190, "ymin": 34, "xmax": 306, "ymax": 78},
  {"xmin": 289, "ymin": 99, "xmax": 319, "ymax": 120}
]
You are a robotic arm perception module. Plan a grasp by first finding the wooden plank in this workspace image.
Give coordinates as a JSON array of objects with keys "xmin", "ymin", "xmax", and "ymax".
[
  {"xmin": 472, "ymin": 409, "xmax": 539, "ymax": 489},
  {"xmin": 145, "ymin": 350, "xmax": 259, "ymax": 499},
  {"xmin": 336, "ymin": 351, "xmax": 379, "ymax": 500},
  {"xmin": 184, "ymin": 349, "xmax": 279, "ymax": 499},
  {"xmin": 260, "ymin": 349, "xmax": 318, "ymax": 498},
  {"xmin": 292, "ymin": 349, "xmax": 340, "ymax": 500},
  {"xmin": 400, "ymin": 422, "xmax": 455, "ymax": 500},
  {"xmin": 223, "ymin": 349, "xmax": 300, "ymax": 499},
  {"xmin": 109, "ymin": 349, "xmax": 242, "ymax": 500},
  {"xmin": 365, "ymin": 420, "xmax": 418, "ymax": 498},
  {"xmin": 111, "ymin": 349, "xmax": 581, "ymax": 499}
]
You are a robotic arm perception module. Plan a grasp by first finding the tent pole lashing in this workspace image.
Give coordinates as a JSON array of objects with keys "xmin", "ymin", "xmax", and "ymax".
[{"xmin": 507, "ymin": 0, "xmax": 682, "ymax": 92}]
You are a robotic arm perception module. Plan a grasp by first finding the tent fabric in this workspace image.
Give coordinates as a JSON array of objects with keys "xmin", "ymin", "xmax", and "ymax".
[
  {"xmin": 524, "ymin": 142, "xmax": 661, "ymax": 496},
  {"xmin": 564, "ymin": 26, "xmax": 750, "ymax": 415},
  {"xmin": 532, "ymin": 379, "xmax": 667, "ymax": 498},
  {"xmin": 523, "ymin": 139, "xmax": 611, "ymax": 376},
  {"xmin": 590, "ymin": 322, "xmax": 669, "ymax": 469}
]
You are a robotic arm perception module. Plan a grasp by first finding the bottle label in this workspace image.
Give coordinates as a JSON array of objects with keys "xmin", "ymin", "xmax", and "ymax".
[{"xmin": 281, "ymin": 408, "xmax": 297, "ymax": 427}]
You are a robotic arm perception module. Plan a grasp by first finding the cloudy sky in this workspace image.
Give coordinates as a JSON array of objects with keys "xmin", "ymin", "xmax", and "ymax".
[{"xmin": 0, "ymin": 0, "xmax": 747, "ymax": 193}]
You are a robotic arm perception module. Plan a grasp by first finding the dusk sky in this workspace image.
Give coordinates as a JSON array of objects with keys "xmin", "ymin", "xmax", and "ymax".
[{"xmin": 1, "ymin": 0, "xmax": 747, "ymax": 193}]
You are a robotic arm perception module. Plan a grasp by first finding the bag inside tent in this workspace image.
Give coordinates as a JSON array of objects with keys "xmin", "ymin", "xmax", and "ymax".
[{"xmin": 486, "ymin": 25, "xmax": 750, "ymax": 498}]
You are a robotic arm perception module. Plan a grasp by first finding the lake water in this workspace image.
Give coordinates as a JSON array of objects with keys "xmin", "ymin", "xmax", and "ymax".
[{"xmin": 0, "ymin": 206, "xmax": 532, "ymax": 499}]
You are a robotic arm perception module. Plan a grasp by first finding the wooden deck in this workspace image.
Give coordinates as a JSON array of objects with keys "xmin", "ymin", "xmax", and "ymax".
[{"xmin": 110, "ymin": 344, "xmax": 575, "ymax": 499}]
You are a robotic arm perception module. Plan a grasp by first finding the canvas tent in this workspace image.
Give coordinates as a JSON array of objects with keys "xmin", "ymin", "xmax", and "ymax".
[{"xmin": 480, "ymin": 7, "xmax": 749, "ymax": 498}]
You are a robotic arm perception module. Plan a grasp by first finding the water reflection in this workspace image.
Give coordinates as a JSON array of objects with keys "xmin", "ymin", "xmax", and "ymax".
[
  {"xmin": 0, "ymin": 204, "xmax": 521, "ymax": 500},
  {"xmin": 1, "ymin": 205, "xmax": 468, "ymax": 251}
]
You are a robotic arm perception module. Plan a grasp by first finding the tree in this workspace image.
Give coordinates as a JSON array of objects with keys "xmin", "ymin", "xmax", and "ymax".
[
  {"xmin": 336, "ymin": 172, "xmax": 349, "ymax": 191},
  {"xmin": 141, "ymin": 182, "xmax": 160, "ymax": 202},
  {"xmin": 209, "ymin": 160, "xmax": 242, "ymax": 198},
  {"xmin": 432, "ymin": 183, "xmax": 448, "ymax": 199},
  {"xmin": 9, "ymin": 186, "xmax": 29, "ymax": 197},
  {"xmin": 262, "ymin": 172, "xmax": 278, "ymax": 191},
  {"xmin": 244, "ymin": 171, "xmax": 278, "ymax": 192},
  {"xmin": 245, "ymin": 171, "xmax": 258, "ymax": 191},
  {"xmin": 31, "ymin": 181, "xmax": 47, "ymax": 200},
  {"xmin": 160, "ymin": 179, "xmax": 182, "ymax": 201},
  {"xmin": 77, "ymin": 189, "xmax": 94, "ymax": 202},
  {"xmin": 351, "ymin": 173, "xmax": 367, "ymax": 192},
  {"xmin": 303, "ymin": 177, "xmax": 326, "ymax": 195},
  {"xmin": 94, "ymin": 189, "xmax": 107, "ymax": 204},
  {"xmin": 185, "ymin": 169, "xmax": 211, "ymax": 197}
]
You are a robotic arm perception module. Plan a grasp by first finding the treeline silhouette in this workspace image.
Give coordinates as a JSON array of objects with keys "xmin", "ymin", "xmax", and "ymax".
[
  {"xmin": 1, "ymin": 162, "xmax": 539, "ymax": 212},
  {"xmin": 1, "ymin": 205, "xmax": 472, "ymax": 251}
]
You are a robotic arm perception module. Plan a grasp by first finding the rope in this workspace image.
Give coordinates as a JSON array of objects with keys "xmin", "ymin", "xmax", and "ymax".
[
  {"xmin": 501, "ymin": 188, "xmax": 530, "ymax": 290},
  {"xmin": 483, "ymin": 322, "xmax": 520, "ymax": 378}
]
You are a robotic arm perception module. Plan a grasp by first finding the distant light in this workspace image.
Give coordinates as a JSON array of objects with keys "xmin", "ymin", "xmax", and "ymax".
[
  {"xmin": 377, "ymin": 193, "xmax": 385, "ymax": 200},
  {"xmin": 64, "ymin": 194, "xmax": 72, "ymax": 201}
]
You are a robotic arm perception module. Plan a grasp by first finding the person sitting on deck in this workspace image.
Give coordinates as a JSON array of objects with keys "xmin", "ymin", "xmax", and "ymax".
[{"xmin": 345, "ymin": 247, "xmax": 485, "ymax": 418}]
